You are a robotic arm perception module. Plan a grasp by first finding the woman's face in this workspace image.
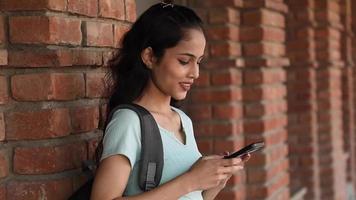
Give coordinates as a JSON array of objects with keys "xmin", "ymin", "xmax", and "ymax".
[{"xmin": 150, "ymin": 29, "xmax": 206, "ymax": 100}]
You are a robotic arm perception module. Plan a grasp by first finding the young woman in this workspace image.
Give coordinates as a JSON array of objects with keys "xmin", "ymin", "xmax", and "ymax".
[{"xmin": 90, "ymin": 2, "xmax": 249, "ymax": 200}]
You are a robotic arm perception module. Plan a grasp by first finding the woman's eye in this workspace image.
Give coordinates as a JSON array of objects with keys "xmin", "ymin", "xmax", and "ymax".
[{"xmin": 178, "ymin": 60, "xmax": 189, "ymax": 65}]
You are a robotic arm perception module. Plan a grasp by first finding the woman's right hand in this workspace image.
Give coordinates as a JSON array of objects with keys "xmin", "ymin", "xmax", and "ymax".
[{"xmin": 184, "ymin": 155, "xmax": 244, "ymax": 191}]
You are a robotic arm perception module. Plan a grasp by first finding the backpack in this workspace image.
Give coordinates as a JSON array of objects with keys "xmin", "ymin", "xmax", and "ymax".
[{"xmin": 68, "ymin": 103, "xmax": 164, "ymax": 200}]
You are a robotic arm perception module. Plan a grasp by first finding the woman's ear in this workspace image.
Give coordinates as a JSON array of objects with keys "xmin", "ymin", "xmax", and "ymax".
[{"xmin": 141, "ymin": 47, "xmax": 155, "ymax": 69}]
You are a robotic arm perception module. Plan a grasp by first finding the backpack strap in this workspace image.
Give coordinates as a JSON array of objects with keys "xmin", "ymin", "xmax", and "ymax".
[{"xmin": 108, "ymin": 103, "xmax": 164, "ymax": 191}]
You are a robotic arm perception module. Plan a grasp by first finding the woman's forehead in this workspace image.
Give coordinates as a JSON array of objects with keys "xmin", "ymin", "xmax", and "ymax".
[{"xmin": 168, "ymin": 29, "xmax": 206, "ymax": 57}]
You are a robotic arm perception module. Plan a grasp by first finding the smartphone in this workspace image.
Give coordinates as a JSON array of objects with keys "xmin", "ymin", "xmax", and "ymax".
[{"xmin": 223, "ymin": 142, "xmax": 265, "ymax": 159}]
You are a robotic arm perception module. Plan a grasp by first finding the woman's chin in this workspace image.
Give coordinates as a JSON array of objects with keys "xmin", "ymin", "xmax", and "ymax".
[{"xmin": 173, "ymin": 93, "xmax": 188, "ymax": 101}]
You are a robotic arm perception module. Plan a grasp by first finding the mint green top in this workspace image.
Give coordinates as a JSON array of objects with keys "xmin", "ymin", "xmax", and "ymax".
[{"xmin": 101, "ymin": 107, "xmax": 203, "ymax": 200}]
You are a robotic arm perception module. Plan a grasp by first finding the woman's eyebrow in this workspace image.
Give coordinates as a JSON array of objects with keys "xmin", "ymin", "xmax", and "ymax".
[{"xmin": 177, "ymin": 53, "xmax": 204, "ymax": 59}]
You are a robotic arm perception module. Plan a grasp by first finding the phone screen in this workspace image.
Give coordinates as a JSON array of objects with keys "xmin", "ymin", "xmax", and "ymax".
[{"xmin": 223, "ymin": 142, "xmax": 264, "ymax": 159}]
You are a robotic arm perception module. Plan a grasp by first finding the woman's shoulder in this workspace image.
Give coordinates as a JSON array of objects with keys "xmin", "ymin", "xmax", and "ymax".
[
  {"xmin": 106, "ymin": 108, "xmax": 141, "ymax": 132},
  {"xmin": 111, "ymin": 108, "xmax": 141, "ymax": 121}
]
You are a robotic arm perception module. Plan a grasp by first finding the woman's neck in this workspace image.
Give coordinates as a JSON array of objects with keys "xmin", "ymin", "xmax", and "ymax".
[{"xmin": 134, "ymin": 79, "xmax": 172, "ymax": 114}]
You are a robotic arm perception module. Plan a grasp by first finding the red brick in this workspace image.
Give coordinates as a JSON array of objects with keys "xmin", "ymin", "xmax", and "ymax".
[
  {"xmin": 244, "ymin": 0, "xmax": 288, "ymax": 13},
  {"xmin": 243, "ymin": 69, "xmax": 286, "ymax": 85},
  {"xmin": 0, "ymin": 16, "xmax": 5, "ymax": 44},
  {"xmin": 243, "ymin": 9, "xmax": 285, "ymax": 28},
  {"xmin": 211, "ymin": 68, "xmax": 242, "ymax": 86},
  {"xmin": 6, "ymin": 108, "xmax": 71, "ymax": 140},
  {"xmin": 11, "ymin": 73, "xmax": 85, "ymax": 101},
  {"xmin": 46, "ymin": 0, "xmax": 67, "ymax": 11},
  {"xmin": 86, "ymin": 72, "xmax": 107, "ymax": 98},
  {"xmin": 211, "ymin": 122, "xmax": 243, "ymax": 136},
  {"xmin": 88, "ymin": 138, "xmax": 100, "ymax": 160},
  {"xmin": 9, "ymin": 16, "xmax": 48, "ymax": 44},
  {"xmin": 315, "ymin": 27, "xmax": 341, "ymax": 40},
  {"xmin": 0, "ymin": 76, "xmax": 8, "ymax": 104},
  {"xmin": 8, "ymin": 49, "xmax": 102, "ymax": 67},
  {"xmin": 204, "ymin": 58, "xmax": 238, "ymax": 69},
  {"xmin": 0, "ymin": 185, "xmax": 5, "ymax": 200},
  {"xmin": 68, "ymin": 0, "xmax": 98, "ymax": 17},
  {"xmin": 0, "ymin": 151, "xmax": 8, "ymax": 178},
  {"xmin": 243, "ymin": 57, "xmax": 289, "ymax": 67},
  {"xmin": 208, "ymin": 7, "xmax": 240, "ymax": 24},
  {"xmin": 240, "ymin": 26, "xmax": 285, "ymax": 42},
  {"xmin": 243, "ymin": 42, "xmax": 286, "ymax": 57},
  {"xmin": 216, "ymin": 190, "xmax": 245, "ymax": 200},
  {"xmin": 72, "ymin": 49, "xmax": 103, "ymax": 66},
  {"xmin": 70, "ymin": 106, "xmax": 99, "ymax": 133},
  {"xmin": 195, "ymin": 122, "xmax": 242, "ymax": 137},
  {"xmin": 1, "ymin": 0, "xmax": 66, "ymax": 11},
  {"xmin": 125, "ymin": 0, "xmax": 136, "ymax": 22},
  {"xmin": 8, "ymin": 49, "xmax": 72, "ymax": 67},
  {"xmin": 191, "ymin": 88, "xmax": 242, "ymax": 103},
  {"xmin": 207, "ymin": 26, "xmax": 239, "ymax": 41},
  {"xmin": 243, "ymin": 115, "xmax": 287, "ymax": 134},
  {"xmin": 99, "ymin": 104, "xmax": 108, "ymax": 129},
  {"xmin": 210, "ymin": 42, "xmax": 241, "ymax": 58},
  {"xmin": 86, "ymin": 22, "xmax": 114, "ymax": 47},
  {"xmin": 200, "ymin": 0, "xmax": 243, "ymax": 7},
  {"xmin": 242, "ymin": 85, "xmax": 286, "ymax": 101},
  {"xmin": 0, "ymin": 49, "xmax": 8, "ymax": 66},
  {"xmin": 186, "ymin": 104, "xmax": 212, "ymax": 121},
  {"xmin": 214, "ymin": 139, "xmax": 244, "ymax": 154},
  {"xmin": 247, "ymin": 184, "xmax": 268, "ymax": 199},
  {"xmin": 193, "ymin": 70, "xmax": 210, "ymax": 87},
  {"xmin": 49, "ymin": 17, "xmax": 82, "ymax": 45},
  {"xmin": 114, "ymin": 24, "xmax": 130, "ymax": 47},
  {"xmin": 14, "ymin": 143, "xmax": 87, "ymax": 174},
  {"xmin": 245, "ymin": 101, "xmax": 287, "ymax": 117},
  {"xmin": 0, "ymin": 113, "xmax": 4, "ymax": 141},
  {"xmin": 10, "ymin": 16, "xmax": 81, "ymax": 45},
  {"xmin": 99, "ymin": 0, "xmax": 125, "ymax": 20},
  {"xmin": 7, "ymin": 178, "xmax": 73, "ymax": 200},
  {"xmin": 103, "ymin": 51, "xmax": 115, "ymax": 66},
  {"xmin": 196, "ymin": 139, "xmax": 213, "ymax": 155},
  {"xmin": 212, "ymin": 104, "xmax": 243, "ymax": 119}
]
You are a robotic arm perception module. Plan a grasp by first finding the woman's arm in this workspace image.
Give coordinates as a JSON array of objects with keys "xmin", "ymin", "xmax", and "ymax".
[
  {"xmin": 90, "ymin": 155, "xmax": 194, "ymax": 200},
  {"xmin": 91, "ymin": 154, "xmax": 244, "ymax": 200}
]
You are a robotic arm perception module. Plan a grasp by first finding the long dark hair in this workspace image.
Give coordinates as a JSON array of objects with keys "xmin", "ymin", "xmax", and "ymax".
[{"xmin": 95, "ymin": 2, "xmax": 205, "ymax": 163}]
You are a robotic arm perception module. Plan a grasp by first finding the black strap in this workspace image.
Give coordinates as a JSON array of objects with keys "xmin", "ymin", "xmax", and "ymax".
[{"xmin": 107, "ymin": 103, "xmax": 164, "ymax": 191}]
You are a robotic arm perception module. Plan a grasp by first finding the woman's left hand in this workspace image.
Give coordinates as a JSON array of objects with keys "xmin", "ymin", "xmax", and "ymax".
[{"xmin": 215, "ymin": 153, "xmax": 250, "ymax": 190}]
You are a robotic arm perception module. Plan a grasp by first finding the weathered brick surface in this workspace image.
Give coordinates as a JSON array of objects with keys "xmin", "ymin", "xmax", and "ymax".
[
  {"xmin": 1, "ymin": 0, "xmax": 355, "ymax": 199},
  {"xmin": 67, "ymin": 0, "xmax": 98, "ymax": 17},
  {"xmin": 0, "ymin": 185, "xmax": 6, "ymax": 200},
  {"xmin": 7, "ymin": 178, "xmax": 73, "ymax": 200},
  {"xmin": 86, "ymin": 72, "xmax": 107, "ymax": 98},
  {"xmin": 1, "ymin": 0, "xmax": 66, "ymax": 11},
  {"xmin": 0, "ymin": 150, "xmax": 8, "ymax": 179},
  {"xmin": 14, "ymin": 143, "xmax": 87, "ymax": 174},
  {"xmin": 6, "ymin": 108, "xmax": 71, "ymax": 140},
  {"xmin": 0, "ymin": 113, "xmax": 4, "ymax": 141},
  {"xmin": 0, "ymin": 0, "xmax": 136, "ymax": 199},
  {"xmin": 11, "ymin": 73, "xmax": 85, "ymax": 101},
  {"xmin": 9, "ymin": 16, "xmax": 82, "ymax": 45},
  {"xmin": 70, "ymin": 106, "xmax": 99, "ymax": 133},
  {"xmin": 0, "ymin": 16, "xmax": 5, "ymax": 45},
  {"xmin": 0, "ymin": 49, "xmax": 8, "ymax": 66},
  {"xmin": 0, "ymin": 76, "xmax": 8, "ymax": 104},
  {"xmin": 99, "ymin": 0, "xmax": 125, "ymax": 20}
]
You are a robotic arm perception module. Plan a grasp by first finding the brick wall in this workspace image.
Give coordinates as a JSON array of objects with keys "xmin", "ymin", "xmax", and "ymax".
[
  {"xmin": 0, "ymin": 0, "xmax": 135, "ymax": 199},
  {"xmin": 1, "ymin": 0, "xmax": 356, "ymax": 200},
  {"xmin": 186, "ymin": 0, "xmax": 290, "ymax": 199}
]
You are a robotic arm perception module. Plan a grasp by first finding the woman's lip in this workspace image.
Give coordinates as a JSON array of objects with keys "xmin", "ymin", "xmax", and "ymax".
[{"xmin": 179, "ymin": 82, "xmax": 192, "ymax": 91}]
